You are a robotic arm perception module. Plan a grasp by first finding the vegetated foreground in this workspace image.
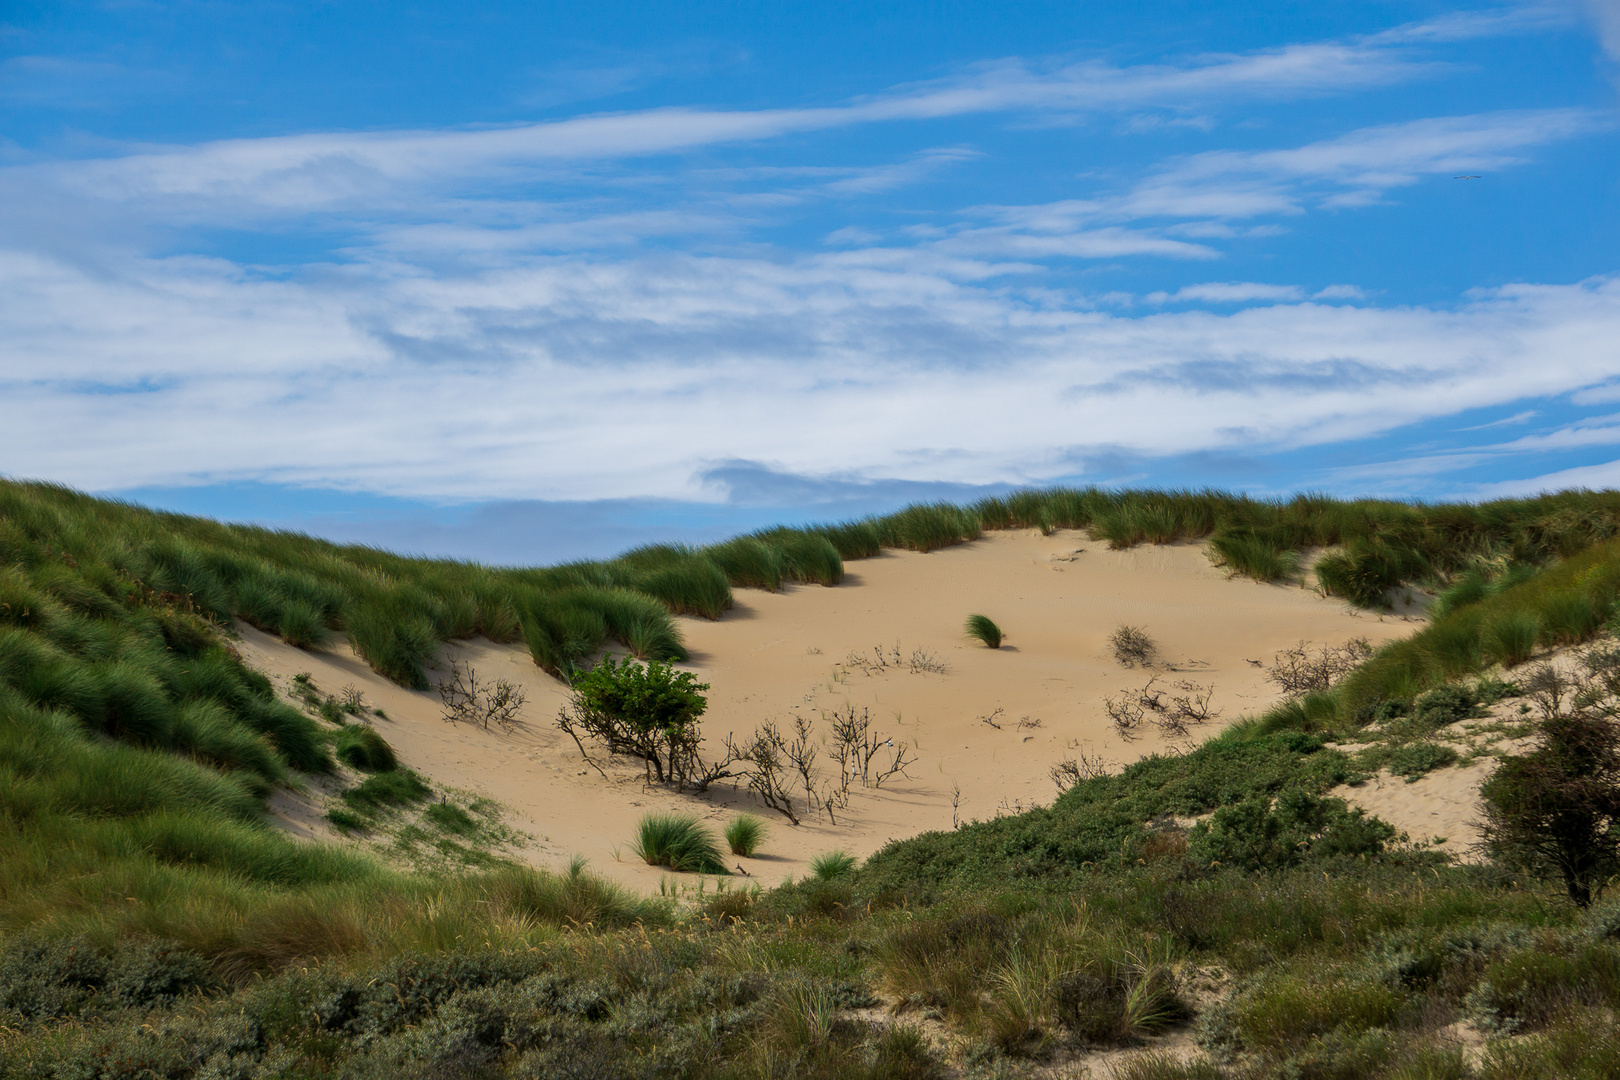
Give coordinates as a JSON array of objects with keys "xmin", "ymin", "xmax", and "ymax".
[{"xmin": 6, "ymin": 479, "xmax": 1620, "ymax": 1077}]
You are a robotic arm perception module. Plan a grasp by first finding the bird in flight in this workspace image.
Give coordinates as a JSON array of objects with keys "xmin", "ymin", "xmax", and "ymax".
[{"xmin": 1454, "ymin": 175, "xmax": 1481, "ymax": 180}]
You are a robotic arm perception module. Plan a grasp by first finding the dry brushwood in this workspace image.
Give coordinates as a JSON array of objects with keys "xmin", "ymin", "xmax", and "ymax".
[
  {"xmin": 979, "ymin": 707, "xmax": 1005, "ymax": 730},
  {"xmin": 909, "ymin": 646, "xmax": 950, "ymax": 674},
  {"xmin": 1110, "ymin": 625, "xmax": 1157, "ymax": 668},
  {"xmin": 439, "ymin": 660, "xmax": 527, "ymax": 733},
  {"xmin": 1050, "ymin": 749, "xmax": 1112, "ymax": 793},
  {"xmin": 872, "ymin": 738, "xmax": 917, "ymax": 788},
  {"xmin": 730, "ymin": 723, "xmax": 801, "ymax": 825},
  {"xmin": 1168, "ymin": 680, "xmax": 1218, "ymax": 724},
  {"xmin": 842, "ymin": 643, "xmax": 902, "ymax": 675},
  {"xmin": 1105, "ymin": 690, "xmax": 1146, "ymax": 740},
  {"xmin": 824, "ymin": 702, "xmax": 914, "ymax": 790},
  {"xmin": 1265, "ymin": 638, "xmax": 1373, "ymax": 699},
  {"xmin": 786, "ymin": 714, "xmax": 820, "ymax": 812}
]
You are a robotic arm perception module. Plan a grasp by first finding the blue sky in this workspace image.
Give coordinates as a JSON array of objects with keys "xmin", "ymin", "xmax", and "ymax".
[{"xmin": 4, "ymin": 2, "xmax": 1620, "ymax": 563}]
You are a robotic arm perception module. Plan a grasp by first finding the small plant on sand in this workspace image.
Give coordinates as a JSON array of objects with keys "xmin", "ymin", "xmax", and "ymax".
[
  {"xmin": 725, "ymin": 814, "xmax": 768, "ymax": 857},
  {"xmin": 334, "ymin": 724, "xmax": 398, "ymax": 773},
  {"xmin": 438, "ymin": 660, "xmax": 527, "ymax": 733},
  {"xmin": 557, "ymin": 656, "xmax": 740, "ymax": 791},
  {"xmin": 809, "ymin": 849, "xmax": 857, "ymax": 881},
  {"xmin": 1266, "ymin": 638, "xmax": 1373, "ymax": 699},
  {"xmin": 965, "ymin": 614, "xmax": 1003, "ymax": 649},
  {"xmin": 1110, "ymin": 625, "xmax": 1156, "ymax": 667},
  {"xmin": 634, "ymin": 813, "xmax": 729, "ymax": 874}
]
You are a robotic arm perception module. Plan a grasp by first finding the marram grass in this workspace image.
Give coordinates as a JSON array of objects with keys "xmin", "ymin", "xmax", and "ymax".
[
  {"xmin": 725, "ymin": 813, "xmax": 768, "ymax": 857},
  {"xmin": 633, "ymin": 812, "xmax": 729, "ymax": 874},
  {"xmin": 965, "ymin": 613, "xmax": 1004, "ymax": 649}
]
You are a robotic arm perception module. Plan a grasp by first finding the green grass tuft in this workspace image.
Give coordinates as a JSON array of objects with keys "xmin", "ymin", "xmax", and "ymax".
[
  {"xmin": 334, "ymin": 725, "xmax": 398, "ymax": 773},
  {"xmin": 725, "ymin": 814, "xmax": 768, "ymax": 857},
  {"xmin": 809, "ymin": 849, "xmax": 858, "ymax": 881},
  {"xmin": 634, "ymin": 812, "xmax": 729, "ymax": 874},
  {"xmin": 965, "ymin": 613, "xmax": 1003, "ymax": 649}
]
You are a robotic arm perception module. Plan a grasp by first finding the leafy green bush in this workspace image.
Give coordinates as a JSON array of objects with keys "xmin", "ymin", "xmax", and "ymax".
[
  {"xmin": 556, "ymin": 656, "xmax": 712, "ymax": 787},
  {"xmin": 1190, "ymin": 789, "xmax": 1396, "ymax": 872},
  {"xmin": 1386, "ymin": 742, "xmax": 1459, "ymax": 781},
  {"xmin": 1481, "ymin": 713, "xmax": 1620, "ymax": 908}
]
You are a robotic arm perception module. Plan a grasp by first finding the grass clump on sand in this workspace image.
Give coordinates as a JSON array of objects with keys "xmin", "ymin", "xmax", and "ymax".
[
  {"xmin": 965, "ymin": 614, "xmax": 1003, "ymax": 649},
  {"xmin": 333, "ymin": 724, "xmax": 398, "ymax": 772},
  {"xmin": 634, "ymin": 812, "xmax": 729, "ymax": 874},
  {"xmin": 810, "ymin": 850, "xmax": 858, "ymax": 881},
  {"xmin": 726, "ymin": 813, "xmax": 768, "ymax": 857}
]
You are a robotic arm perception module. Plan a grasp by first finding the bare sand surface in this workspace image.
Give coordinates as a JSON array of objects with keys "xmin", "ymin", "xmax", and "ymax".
[
  {"xmin": 1334, "ymin": 760, "xmax": 1496, "ymax": 861},
  {"xmin": 238, "ymin": 530, "xmax": 1423, "ymax": 892}
]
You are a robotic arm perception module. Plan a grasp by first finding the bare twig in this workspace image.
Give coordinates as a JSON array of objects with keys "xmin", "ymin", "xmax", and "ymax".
[{"xmin": 439, "ymin": 660, "xmax": 527, "ymax": 733}]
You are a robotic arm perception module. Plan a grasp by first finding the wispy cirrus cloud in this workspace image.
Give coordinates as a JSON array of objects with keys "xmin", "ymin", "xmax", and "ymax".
[
  {"xmin": 0, "ymin": 28, "xmax": 1456, "ymax": 220},
  {"xmin": 1145, "ymin": 282, "xmax": 1305, "ymax": 304}
]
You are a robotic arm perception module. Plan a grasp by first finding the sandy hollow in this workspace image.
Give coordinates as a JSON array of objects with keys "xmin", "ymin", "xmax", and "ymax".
[{"xmin": 236, "ymin": 530, "xmax": 1424, "ymax": 892}]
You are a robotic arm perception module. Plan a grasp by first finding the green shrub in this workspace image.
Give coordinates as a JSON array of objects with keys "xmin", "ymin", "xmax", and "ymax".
[
  {"xmin": 1386, "ymin": 742, "xmax": 1459, "ymax": 781},
  {"xmin": 1480, "ymin": 713, "xmax": 1620, "ymax": 908},
  {"xmin": 1190, "ymin": 789, "xmax": 1396, "ymax": 872},
  {"xmin": 725, "ymin": 814, "xmax": 767, "ymax": 857},
  {"xmin": 964, "ymin": 614, "xmax": 1003, "ymax": 649},
  {"xmin": 558, "ymin": 656, "xmax": 710, "ymax": 787},
  {"xmin": 1468, "ymin": 950, "xmax": 1582, "ymax": 1031},
  {"xmin": 633, "ymin": 813, "xmax": 728, "ymax": 874}
]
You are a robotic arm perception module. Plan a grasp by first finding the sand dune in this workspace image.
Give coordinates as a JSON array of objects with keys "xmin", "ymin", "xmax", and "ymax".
[{"xmin": 237, "ymin": 530, "xmax": 1422, "ymax": 891}]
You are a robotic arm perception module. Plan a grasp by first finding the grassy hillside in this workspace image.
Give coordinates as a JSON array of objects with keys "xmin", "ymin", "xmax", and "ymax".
[{"xmin": 6, "ymin": 478, "xmax": 1620, "ymax": 1077}]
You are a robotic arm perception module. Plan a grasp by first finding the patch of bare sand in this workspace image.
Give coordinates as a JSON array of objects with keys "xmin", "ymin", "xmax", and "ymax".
[
  {"xmin": 237, "ymin": 530, "xmax": 1420, "ymax": 893},
  {"xmin": 1335, "ymin": 759, "xmax": 1496, "ymax": 860}
]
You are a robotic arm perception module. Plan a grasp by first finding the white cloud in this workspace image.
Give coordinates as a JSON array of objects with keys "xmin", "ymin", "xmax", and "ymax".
[
  {"xmin": 0, "ymin": 26, "xmax": 1463, "ymax": 222},
  {"xmin": 1145, "ymin": 282, "xmax": 1305, "ymax": 304},
  {"xmin": 6, "ymin": 243, "xmax": 1620, "ymax": 501},
  {"xmin": 1574, "ymin": 381, "xmax": 1620, "ymax": 404},
  {"xmin": 932, "ymin": 110, "xmax": 1600, "ymax": 262},
  {"xmin": 1587, "ymin": 0, "xmax": 1620, "ymax": 60},
  {"xmin": 1473, "ymin": 457, "xmax": 1620, "ymax": 498},
  {"xmin": 1314, "ymin": 285, "xmax": 1369, "ymax": 300}
]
